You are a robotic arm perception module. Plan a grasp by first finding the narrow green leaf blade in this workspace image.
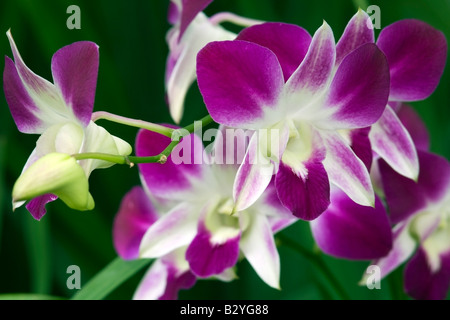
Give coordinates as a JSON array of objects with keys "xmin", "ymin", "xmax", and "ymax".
[{"xmin": 71, "ymin": 257, "xmax": 152, "ymax": 300}]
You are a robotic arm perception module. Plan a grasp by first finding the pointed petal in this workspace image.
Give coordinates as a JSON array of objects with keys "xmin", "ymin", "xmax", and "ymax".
[
  {"xmin": 178, "ymin": 0, "xmax": 213, "ymax": 40},
  {"xmin": 284, "ymin": 22, "xmax": 335, "ymax": 113},
  {"xmin": 197, "ymin": 40, "xmax": 285, "ymax": 129},
  {"xmin": 139, "ymin": 203, "xmax": 200, "ymax": 258},
  {"xmin": 25, "ymin": 194, "xmax": 58, "ymax": 221},
  {"xmin": 136, "ymin": 129, "xmax": 204, "ymax": 201},
  {"xmin": 236, "ymin": 22, "xmax": 311, "ymax": 81},
  {"xmin": 51, "ymin": 41, "xmax": 99, "ymax": 126},
  {"xmin": 336, "ymin": 9, "xmax": 374, "ymax": 66},
  {"xmin": 370, "ymin": 105, "xmax": 419, "ymax": 180},
  {"xmin": 380, "ymin": 151, "xmax": 450, "ymax": 224},
  {"xmin": 186, "ymin": 224, "xmax": 240, "ymax": 278},
  {"xmin": 349, "ymin": 127, "xmax": 372, "ymax": 171},
  {"xmin": 5, "ymin": 31, "xmax": 69, "ymax": 129},
  {"xmin": 321, "ymin": 131, "xmax": 374, "ymax": 207},
  {"xmin": 3, "ymin": 56, "xmax": 44, "ymax": 133},
  {"xmin": 377, "ymin": 20, "xmax": 447, "ymax": 101},
  {"xmin": 318, "ymin": 43, "xmax": 389, "ymax": 130},
  {"xmin": 240, "ymin": 213, "xmax": 280, "ymax": 289},
  {"xmin": 113, "ymin": 187, "xmax": 158, "ymax": 260},
  {"xmin": 368, "ymin": 221, "xmax": 416, "ymax": 280},
  {"xmin": 397, "ymin": 104, "xmax": 430, "ymax": 151},
  {"xmin": 233, "ymin": 133, "xmax": 274, "ymax": 212},
  {"xmin": 133, "ymin": 259, "xmax": 168, "ymax": 300},
  {"xmin": 311, "ymin": 189, "xmax": 392, "ymax": 260},
  {"xmin": 166, "ymin": 13, "xmax": 235, "ymax": 123},
  {"xmin": 404, "ymin": 247, "xmax": 450, "ymax": 300}
]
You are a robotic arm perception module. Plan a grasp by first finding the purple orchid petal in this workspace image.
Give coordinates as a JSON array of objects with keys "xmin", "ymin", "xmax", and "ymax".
[
  {"xmin": 136, "ymin": 129, "xmax": 204, "ymax": 201},
  {"xmin": 113, "ymin": 187, "xmax": 158, "ymax": 260},
  {"xmin": 236, "ymin": 22, "xmax": 311, "ymax": 81},
  {"xmin": 275, "ymin": 159, "xmax": 330, "ymax": 221},
  {"xmin": 397, "ymin": 104, "xmax": 430, "ymax": 151},
  {"xmin": 186, "ymin": 223, "xmax": 240, "ymax": 278},
  {"xmin": 3, "ymin": 56, "xmax": 44, "ymax": 133},
  {"xmin": 134, "ymin": 254, "xmax": 196, "ymax": 300},
  {"xmin": 197, "ymin": 40, "xmax": 285, "ymax": 129},
  {"xmin": 167, "ymin": 1, "xmax": 180, "ymax": 25},
  {"xmin": 370, "ymin": 105, "xmax": 419, "ymax": 180},
  {"xmin": 240, "ymin": 213, "xmax": 280, "ymax": 289},
  {"xmin": 380, "ymin": 150, "xmax": 450, "ymax": 224},
  {"xmin": 25, "ymin": 194, "xmax": 58, "ymax": 221},
  {"xmin": 369, "ymin": 221, "xmax": 416, "ymax": 280},
  {"xmin": 284, "ymin": 22, "xmax": 335, "ymax": 112},
  {"xmin": 311, "ymin": 188, "xmax": 392, "ymax": 260},
  {"xmin": 4, "ymin": 31, "xmax": 69, "ymax": 133},
  {"xmin": 404, "ymin": 247, "xmax": 450, "ymax": 300},
  {"xmin": 233, "ymin": 133, "xmax": 275, "ymax": 212},
  {"xmin": 349, "ymin": 127, "xmax": 372, "ymax": 171},
  {"xmin": 320, "ymin": 43, "xmax": 389, "ymax": 130},
  {"xmin": 377, "ymin": 19, "xmax": 447, "ymax": 101},
  {"xmin": 139, "ymin": 203, "xmax": 200, "ymax": 258},
  {"xmin": 321, "ymin": 131, "xmax": 374, "ymax": 207},
  {"xmin": 336, "ymin": 9, "xmax": 374, "ymax": 66},
  {"xmin": 210, "ymin": 126, "xmax": 253, "ymax": 166},
  {"xmin": 51, "ymin": 41, "xmax": 99, "ymax": 127},
  {"xmin": 178, "ymin": 0, "xmax": 213, "ymax": 40}
]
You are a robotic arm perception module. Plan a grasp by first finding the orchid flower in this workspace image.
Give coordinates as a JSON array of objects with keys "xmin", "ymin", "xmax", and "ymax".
[
  {"xmin": 336, "ymin": 10, "xmax": 447, "ymax": 180},
  {"xmin": 3, "ymin": 31, "xmax": 131, "ymax": 220},
  {"xmin": 196, "ymin": 19, "xmax": 390, "ymax": 221},
  {"xmin": 165, "ymin": 0, "xmax": 262, "ymax": 123},
  {"xmin": 363, "ymin": 105, "xmax": 450, "ymax": 300},
  {"xmin": 114, "ymin": 126, "xmax": 295, "ymax": 295}
]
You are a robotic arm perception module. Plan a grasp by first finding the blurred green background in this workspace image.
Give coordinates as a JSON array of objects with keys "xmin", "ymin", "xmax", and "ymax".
[{"xmin": 0, "ymin": 0, "xmax": 449, "ymax": 300}]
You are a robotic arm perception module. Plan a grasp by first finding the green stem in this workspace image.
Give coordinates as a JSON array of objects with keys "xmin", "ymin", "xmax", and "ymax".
[
  {"xmin": 92, "ymin": 111, "xmax": 174, "ymax": 138},
  {"xmin": 73, "ymin": 115, "xmax": 215, "ymax": 165},
  {"xmin": 277, "ymin": 234, "xmax": 351, "ymax": 300}
]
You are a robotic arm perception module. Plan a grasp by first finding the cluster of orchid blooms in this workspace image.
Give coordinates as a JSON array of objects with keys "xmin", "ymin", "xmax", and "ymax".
[{"xmin": 4, "ymin": 0, "xmax": 449, "ymax": 300}]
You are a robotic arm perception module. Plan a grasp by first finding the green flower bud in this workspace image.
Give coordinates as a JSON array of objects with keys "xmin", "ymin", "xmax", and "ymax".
[{"xmin": 13, "ymin": 153, "xmax": 94, "ymax": 211}]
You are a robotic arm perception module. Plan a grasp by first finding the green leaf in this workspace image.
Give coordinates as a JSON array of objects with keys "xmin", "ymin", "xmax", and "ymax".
[
  {"xmin": 0, "ymin": 293, "xmax": 65, "ymax": 300},
  {"xmin": 23, "ymin": 215, "xmax": 51, "ymax": 294},
  {"xmin": 71, "ymin": 257, "xmax": 152, "ymax": 300}
]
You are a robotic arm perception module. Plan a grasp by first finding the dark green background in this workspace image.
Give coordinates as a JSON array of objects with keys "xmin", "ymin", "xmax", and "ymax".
[{"xmin": 0, "ymin": 0, "xmax": 448, "ymax": 300}]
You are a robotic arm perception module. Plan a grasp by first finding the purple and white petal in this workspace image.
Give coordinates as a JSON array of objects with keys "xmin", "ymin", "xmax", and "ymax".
[
  {"xmin": 380, "ymin": 151, "xmax": 450, "ymax": 224},
  {"xmin": 369, "ymin": 105, "xmax": 419, "ymax": 180},
  {"xmin": 197, "ymin": 40, "xmax": 285, "ymax": 129},
  {"xmin": 236, "ymin": 22, "xmax": 311, "ymax": 81},
  {"xmin": 284, "ymin": 22, "xmax": 335, "ymax": 113},
  {"xmin": 348, "ymin": 127, "xmax": 372, "ymax": 171},
  {"xmin": 275, "ymin": 160, "xmax": 330, "ymax": 221},
  {"xmin": 25, "ymin": 194, "xmax": 58, "ymax": 221},
  {"xmin": 368, "ymin": 221, "xmax": 416, "ymax": 280},
  {"xmin": 240, "ymin": 213, "xmax": 280, "ymax": 289},
  {"xmin": 51, "ymin": 41, "xmax": 99, "ymax": 127},
  {"xmin": 377, "ymin": 20, "xmax": 447, "ymax": 101},
  {"xmin": 397, "ymin": 104, "xmax": 430, "ymax": 151},
  {"xmin": 317, "ymin": 43, "xmax": 389, "ymax": 130},
  {"xmin": 186, "ymin": 223, "xmax": 240, "ymax": 278},
  {"xmin": 233, "ymin": 133, "xmax": 275, "ymax": 212},
  {"xmin": 178, "ymin": 0, "xmax": 213, "ymax": 40},
  {"xmin": 3, "ymin": 57, "xmax": 45, "ymax": 134},
  {"xmin": 404, "ymin": 247, "xmax": 450, "ymax": 300},
  {"xmin": 5, "ymin": 31, "xmax": 70, "ymax": 130},
  {"xmin": 137, "ymin": 129, "xmax": 204, "ymax": 201},
  {"xmin": 321, "ymin": 131, "xmax": 374, "ymax": 207},
  {"xmin": 113, "ymin": 187, "xmax": 158, "ymax": 260},
  {"xmin": 311, "ymin": 188, "xmax": 392, "ymax": 260},
  {"xmin": 336, "ymin": 9, "xmax": 374, "ymax": 66},
  {"xmin": 139, "ymin": 203, "xmax": 200, "ymax": 258}
]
